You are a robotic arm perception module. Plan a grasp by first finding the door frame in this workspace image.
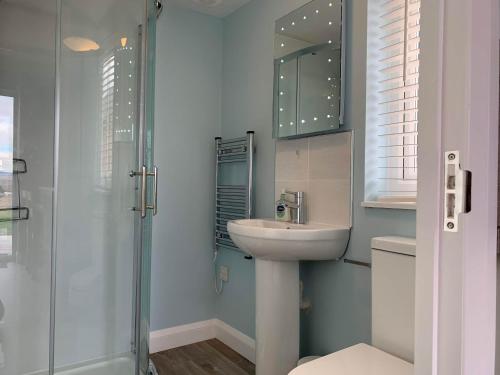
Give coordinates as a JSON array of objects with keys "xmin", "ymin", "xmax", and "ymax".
[{"xmin": 416, "ymin": 0, "xmax": 499, "ymax": 374}]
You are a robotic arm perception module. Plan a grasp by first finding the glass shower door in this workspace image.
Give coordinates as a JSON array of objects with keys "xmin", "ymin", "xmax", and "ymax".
[
  {"xmin": 0, "ymin": 0, "xmax": 157, "ymax": 374},
  {"xmin": 54, "ymin": 0, "xmax": 157, "ymax": 374}
]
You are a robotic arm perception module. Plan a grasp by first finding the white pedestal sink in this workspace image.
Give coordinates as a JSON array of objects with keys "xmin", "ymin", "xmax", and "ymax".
[{"xmin": 227, "ymin": 219, "xmax": 350, "ymax": 375}]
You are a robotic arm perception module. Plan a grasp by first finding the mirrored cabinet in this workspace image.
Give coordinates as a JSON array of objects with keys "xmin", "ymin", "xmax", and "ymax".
[{"xmin": 273, "ymin": 0, "xmax": 345, "ymax": 139}]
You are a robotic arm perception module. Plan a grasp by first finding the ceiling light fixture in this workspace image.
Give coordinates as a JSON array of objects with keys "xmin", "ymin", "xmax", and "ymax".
[
  {"xmin": 63, "ymin": 37, "xmax": 99, "ymax": 52},
  {"xmin": 193, "ymin": 0, "xmax": 223, "ymax": 7}
]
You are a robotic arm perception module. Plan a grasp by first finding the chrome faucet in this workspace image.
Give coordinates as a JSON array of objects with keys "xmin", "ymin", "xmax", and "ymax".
[{"xmin": 284, "ymin": 191, "xmax": 306, "ymax": 224}]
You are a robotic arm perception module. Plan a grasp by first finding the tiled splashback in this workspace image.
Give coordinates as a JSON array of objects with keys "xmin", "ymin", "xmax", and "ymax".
[{"xmin": 275, "ymin": 132, "xmax": 352, "ymax": 226}]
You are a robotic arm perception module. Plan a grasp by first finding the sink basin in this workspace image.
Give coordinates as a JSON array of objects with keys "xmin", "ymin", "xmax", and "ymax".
[{"xmin": 227, "ymin": 219, "xmax": 350, "ymax": 261}]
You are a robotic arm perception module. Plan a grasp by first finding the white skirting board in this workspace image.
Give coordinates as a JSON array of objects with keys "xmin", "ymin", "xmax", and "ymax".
[
  {"xmin": 213, "ymin": 319, "xmax": 255, "ymax": 363},
  {"xmin": 149, "ymin": 319, "xmax": 256, "ymax": 364}
]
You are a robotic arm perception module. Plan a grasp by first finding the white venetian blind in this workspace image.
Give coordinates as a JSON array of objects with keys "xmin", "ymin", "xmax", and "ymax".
[
  {"xmin": 372, "ymin": 0, "xmax": 420, "ymax": 199},
  {"xmin": 99, "ymin": 54, "xmax": 115, "ymax": 189}
]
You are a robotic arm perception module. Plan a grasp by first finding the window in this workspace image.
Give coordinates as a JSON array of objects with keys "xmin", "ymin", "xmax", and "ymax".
[
  {"xmin": 98, "ymin": 42, "xmax": 136, "ymax": 190},
  {"xmin": 99, "ymin": 54, "xmax": 115, "ymax": 189},
  {"xmin": 365, "ymin": 0, "xmax": 420, "ymax": 205},
  {"xmin": 0, "ymin": 94, "xmax": 15, "ymax": 256}
]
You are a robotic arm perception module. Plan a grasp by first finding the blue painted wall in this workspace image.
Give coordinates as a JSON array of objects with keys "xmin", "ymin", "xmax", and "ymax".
[
  {"xmin": 216, "ymin": 0, "xmax": 313, "ymax": 338},
  {"xmin": 217, "ymin": 0, "xmax": 417, "ymax": 355},
  {"xmin": 152, "ymin": 0, "xmax": 416, "ymax": 356},
  {"xmin": 151, "ymin": 4, "xmax": 222, "ymax": 331}
]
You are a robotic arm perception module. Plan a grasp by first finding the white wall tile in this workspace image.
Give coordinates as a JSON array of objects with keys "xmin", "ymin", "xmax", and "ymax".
[
  {"xmin": 275, "ymin": 132, "xmax": 352, "ymax": 227},
  {"xmin": 309, "ymin": 179, "xmax": 350, "ymax": 225},
  {"xmin": 309, "ymin": 132, "xmax": 351, "ymax": 180},
  {"xmin": 275, "ymin": 180, "xmax": 309, "ymax": 201},
  {"xmin": 275, "ymin": 138, "xmax": 309, "ymax": 181}
]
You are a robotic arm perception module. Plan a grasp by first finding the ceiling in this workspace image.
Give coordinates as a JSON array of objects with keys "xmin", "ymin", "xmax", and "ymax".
[{"xmin": 166, "ymin": 0, "xmax": 253, "ymax": 18}]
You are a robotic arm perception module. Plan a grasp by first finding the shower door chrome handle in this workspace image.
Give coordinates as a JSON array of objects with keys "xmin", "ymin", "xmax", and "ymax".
[
  {"xmin": 141, "ymin": 165, "xmax": 148, "ymax": 218},
  {"xmin": 152, "ymin": 166, "xmax": 158, "ymax": 215},
  {"xmin": 130, "ymin": 166, "xmax": 148, "ymax": 218},
  {"xmin": 130, "ymin": 165, "xmax": 158, "ymax": 217},
  {"xmin": 146, "ymin": 166, "xmax": 158, "ymax": 216}
]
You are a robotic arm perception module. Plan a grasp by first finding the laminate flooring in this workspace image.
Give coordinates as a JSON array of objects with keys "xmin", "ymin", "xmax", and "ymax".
[{"xmin": 151, "ymin": 339, "xmax": 255, "ymax": 375}]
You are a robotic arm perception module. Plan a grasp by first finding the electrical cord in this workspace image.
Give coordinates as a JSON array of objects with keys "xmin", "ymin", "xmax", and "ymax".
[
  {"xmin": 334, "ymin": 227, "xmax": 352, "ymax": 262},
  {"xmin": 213, "ymin": 249, "xmax": 224, "ymax": 295}
]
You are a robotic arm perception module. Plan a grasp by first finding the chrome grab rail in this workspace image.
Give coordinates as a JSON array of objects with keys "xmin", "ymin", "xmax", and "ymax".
[{"xmin": 130, "ymin": 165, "xmax": 158, "ymax": 218}]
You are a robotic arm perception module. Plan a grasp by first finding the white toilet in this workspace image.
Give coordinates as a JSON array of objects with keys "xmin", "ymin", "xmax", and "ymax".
[{"xmin": 290, "ymin": 236, "xmax": 416, "ymax": 375}]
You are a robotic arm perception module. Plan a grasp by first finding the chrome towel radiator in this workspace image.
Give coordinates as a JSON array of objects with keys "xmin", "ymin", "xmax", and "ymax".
[{"xmin": 214, "ymin": 131, "xmax": 254, "ymax": 252}]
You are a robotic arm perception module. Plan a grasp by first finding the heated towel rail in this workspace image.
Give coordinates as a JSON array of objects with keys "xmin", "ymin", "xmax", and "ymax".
[{"xmin": 214, "ymin": 131, "xmax": 254, "ymax": 252}]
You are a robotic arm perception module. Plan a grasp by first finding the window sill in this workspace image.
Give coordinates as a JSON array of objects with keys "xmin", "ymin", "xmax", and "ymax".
[{"xmin": 361, "ymin": 201, "xmax": 417, "ymax": 210}]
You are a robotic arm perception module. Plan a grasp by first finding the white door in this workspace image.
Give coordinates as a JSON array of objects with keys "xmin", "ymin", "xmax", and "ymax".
[{"xmin": 416, "ymin": 0, "xmax": 499, "ymax": 374}]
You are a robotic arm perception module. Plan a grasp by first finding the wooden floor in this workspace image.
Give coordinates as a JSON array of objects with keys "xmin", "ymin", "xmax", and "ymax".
[{"xmin": 151, "ymin": 339, "xmax": 255, "ymax": 375}]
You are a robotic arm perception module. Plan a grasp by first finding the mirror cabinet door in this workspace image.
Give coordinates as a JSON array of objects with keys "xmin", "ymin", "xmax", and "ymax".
[
  {"xmin": 274, "ymin": 0, "xmax": 344, "ymax": 139},
  {"xmin": 298, "ymin": 46, "xmax": 341, "ymax": 135},
  {"xmin": 275, "ymin": 58, "xmax": 298, "ymax": 138}
]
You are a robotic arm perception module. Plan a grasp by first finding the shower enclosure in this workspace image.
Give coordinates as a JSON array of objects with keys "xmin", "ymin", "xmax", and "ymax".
[{"xmin": 0, "ymin": 0, "xmax": 159, "ymax": 374}]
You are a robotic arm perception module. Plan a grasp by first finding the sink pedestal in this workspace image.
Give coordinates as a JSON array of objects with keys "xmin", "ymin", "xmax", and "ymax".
[
  {"xmin": 227, "ymin": 219, "xmax": 350, "ymax": 375},
  {"xmin": 255, "ymin": 259, "xmax": 299, "ymax": 375}
]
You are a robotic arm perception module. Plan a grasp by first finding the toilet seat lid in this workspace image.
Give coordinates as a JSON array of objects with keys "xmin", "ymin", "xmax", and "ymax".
[{"xmin": 289, "ymin": 343, "xmax": 413, "ymax": 375}]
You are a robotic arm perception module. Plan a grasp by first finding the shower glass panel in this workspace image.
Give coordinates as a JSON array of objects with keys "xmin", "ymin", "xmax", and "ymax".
[
  {"xmin": 54, "ymin": 0, "xmax": 155, "ymax": 374},
  {"xmin": 0, "ymin": 1, "xmax": 156, "ymax": 373},
  {"xmin": 0, "ymin": 1, "xmax": 56, "ymax": 374},
  {"xmin": 55, "ymin": 0, "xmax": 139, "ymax": 373}
]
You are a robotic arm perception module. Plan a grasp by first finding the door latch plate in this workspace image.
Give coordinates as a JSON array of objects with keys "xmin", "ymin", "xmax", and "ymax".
[{"xmin": 443, "ymin": 151, "xmax": 471, "ymax": 232}]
